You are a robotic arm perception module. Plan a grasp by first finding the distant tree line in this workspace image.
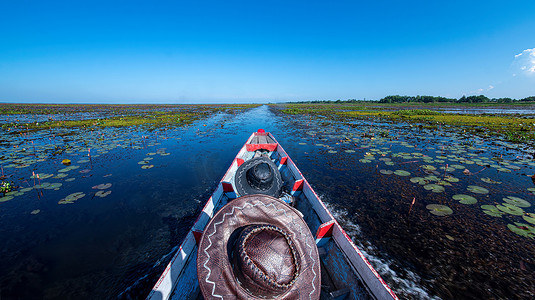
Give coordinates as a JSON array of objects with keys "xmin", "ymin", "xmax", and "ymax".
[
  {"xmin": 379, "ymin": 95, "xmax": 535, "ymax": 103},
  {"xmin": 289, "ymin": 95, "xmax": 535, "ymax": 104}
]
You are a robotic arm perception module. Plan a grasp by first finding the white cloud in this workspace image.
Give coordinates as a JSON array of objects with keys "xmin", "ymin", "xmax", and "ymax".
[
  {"xmin": 513, "ymin": 48, "xmax": 535, "ymax": 75},
  {"xmin": 488, "ymin": 85, "xmax": 494, "ymax": 90}
]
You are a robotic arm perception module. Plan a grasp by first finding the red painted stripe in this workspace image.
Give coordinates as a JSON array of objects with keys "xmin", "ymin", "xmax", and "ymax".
[
  {"xmin": 246, "ymin": 143, "xmax": 278, "ymax": 152},
  {"xmin": 316, "ymin": 220, "xmax": 335, "ymax": 239},
  {"xmin": 292, "ymin": 179, "xmax": 304, "ymax": 192},
  {"xmin": 222, "ymin": 182, "xmax": 234, "ymax": 192},
  {"xmin": 236, "ymin": 158, "xmax": 244, "ymax": 166},
  {"xmin": 280, "ymin": 156, "xmax": 288, "ymax": 165},
  {"xmin": 193, "ymin": 231, "xmax": 203, "ymax": 244}
]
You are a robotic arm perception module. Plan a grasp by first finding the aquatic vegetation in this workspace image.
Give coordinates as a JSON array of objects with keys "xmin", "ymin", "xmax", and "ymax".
[
  {"xmin": 507, "ymin": 223, "xmax": 535, "ymax": 238},
  {"xmin": 58, "ymin": 192, "xmax": 85, "ymax": 204},
  {"xmin": 380, "ymin": 169, "xmax": 393, "ymax": 175},
  {"xmin": 92, "ymin": 183, "xmax": 112, "ymax": 190},
  {"xmin": 426, "ymin": 204, "xmax": 453, "ymax": 216},
  {"xmin": 481, "ymin": 177, "xmax": 501, "ymax": 184},
  {"xmin": 394, "ymin": 170, "xmax": 411, "ymax": 176},
  {"xmin": 467, "ymin": 185, "xmax": 489, "ymax": 194},
  {"xmin": 95, "ymin": 190, "xmax": 112, "ymax": 197},
  {"xmin": 452, "ymin": 194, "xmax": 477, "ymax": 204},
  {"xmin": 481, "ymin": 205, "xmax": 505, "ymax": 217},
  {"xmin": 497, "ymin": 204, "xmax": 524, "ymax": 216},
  {"xmin": 30, "ymin": 209, "xmax": 40, "ymax": 214},
  {"xmin": 502, "ymin": 196, "xmax": 531, "ymax": 208},
  {"xmin": 424, "ymin": 184, "xmax": 445, "ymax": 193},
  {"xmin": 141, "ymin": 164, "xmax": 154, "ymax": 169}
]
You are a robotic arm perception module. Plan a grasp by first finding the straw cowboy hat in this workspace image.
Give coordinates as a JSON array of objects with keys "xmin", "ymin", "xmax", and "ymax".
[{"xmin": 197, "ymin": 194, "xmax": 320, "ymax": 299}]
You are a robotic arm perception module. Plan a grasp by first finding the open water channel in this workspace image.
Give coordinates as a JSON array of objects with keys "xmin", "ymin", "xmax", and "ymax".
[{"xmin": 0, "ymin": 105, "xmax": 534, "ymax": 299}]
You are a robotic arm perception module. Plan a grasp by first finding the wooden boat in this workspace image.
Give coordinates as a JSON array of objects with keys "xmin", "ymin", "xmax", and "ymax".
[{"xmin": 148, "ymin": 130, "xmax": 398, "ymax": 300}]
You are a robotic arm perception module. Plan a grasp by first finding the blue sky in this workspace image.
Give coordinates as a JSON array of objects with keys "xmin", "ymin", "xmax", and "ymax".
[{"xmin": 1, "ymin": 0, "xmax": 534, "ymax": 103}]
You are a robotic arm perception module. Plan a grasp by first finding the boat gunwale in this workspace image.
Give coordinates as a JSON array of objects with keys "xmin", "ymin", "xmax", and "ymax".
[{"xmin": 148, "ymin": 131, "xmax": 398, "ymax": 300}]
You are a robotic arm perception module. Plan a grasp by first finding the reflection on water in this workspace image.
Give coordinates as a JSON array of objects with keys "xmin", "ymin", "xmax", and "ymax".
[{"xmin": 0, "ymin": 105, "xmax": 534, "ymax": 299}]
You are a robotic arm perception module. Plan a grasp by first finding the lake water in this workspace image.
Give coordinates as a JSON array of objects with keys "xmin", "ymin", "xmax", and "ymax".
[{"xmin": 0, "ymin": 105, "xmax": 534, "ymax": 299}]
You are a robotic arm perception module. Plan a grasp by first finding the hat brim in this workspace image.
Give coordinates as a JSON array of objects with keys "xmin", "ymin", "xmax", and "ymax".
[
  {"xmin": 197, "ymin": 195, "xmax": 320, "ymax": 300},
  {"xmin": 234, "ymin": 157, "xmax": 283, "ymax": 198}
]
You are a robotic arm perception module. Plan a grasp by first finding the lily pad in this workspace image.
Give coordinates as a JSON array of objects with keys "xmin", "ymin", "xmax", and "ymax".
[
  {"xmin": 507, "ymin": 223, "xmax": 535, "ymax": 238},
  {"xmin": 444, "ymin": 176, "xmax": 459, "ymax": 183},
  {"xmin": 421, "ymin": 165, "xmax": 436, "ymax": 171},
  {"xmin": 481, "ymin": 177, "xmax": 501, "ymax": 184},
  {"xmin": 379, "ymin": 170, "xmax": 393, "ymax": 175},
  {"xmin": 344, "ymin": 149, "xmax": 355, "ymax": 153},
  {"xmin": 467, "ymin": 185, "xmax": 489, "ymax": 194},
  {"xmin": 497, "ymin": 204, "xmax": 524, "ymax": 216},
  {"xmin": 141, "ymin": 164, "xmax": 154, "ymax": 169},
  {"xmin": 452, "ymin": 194, "xmax": 477, "ymax": 204},
  {"xmin": 410, "ymin": 177, "xmax": 427, "ymax": 185},
  {"xmin": 0, "ymin": 196, "xmax": 14, "ymax": 202},
  {"xmin": 503, "ymin": 196, "xmax": 531, "ymax": 208},
  {"xmin": 31, "ymin": 209, "xmax": 40, "ymax": 214},
  {"xmin": 523, "ymin": 214, "xmax": 535, "ymax": 225},
  {"xmin": 92, "ymin": 183, "xmax": 112, "ymax": 190},
  {"xmin": 95, "ymin": 190, "xmax": 112, "ymax": 197},
  {"xmin": 394, "ymin": 170, "xmax": 411, "ymax": 176},
  {"xmin": 426, "ymin": 204, "xmax": 453, "ymax": 216},
  {"xmin": 424, "ymin": 184, "xmax": 445, "ymax": 193}
]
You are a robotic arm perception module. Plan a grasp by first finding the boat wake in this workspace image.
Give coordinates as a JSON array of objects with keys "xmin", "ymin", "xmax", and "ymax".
[{"xmin": 323, "ymin": 200, "xmax": 440, "ymax": 300}]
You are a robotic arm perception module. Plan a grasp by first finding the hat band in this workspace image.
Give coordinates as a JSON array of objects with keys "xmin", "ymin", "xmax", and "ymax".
[{"xmin": 238, "ymin": 224, "xmax": 300, "ymax": 290}]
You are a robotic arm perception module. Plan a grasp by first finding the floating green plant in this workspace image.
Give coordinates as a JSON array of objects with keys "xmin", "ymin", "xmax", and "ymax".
[
  {"xmin": 95, "ymin": 190, "xmax": 112, "ymax": 197},
  {"xmin": 467, "ymin": 185, "xmax": 489, "ymax": 194},
  {"xmin": 497, "ymin": 204, "xmax": 524, "ymax": 216},
  {"xmin": 507, "ymin": 223, "xmax": 535, "ymax": 238},
  {"xmin": 426, "ymin": 204, "xmax": 453, "ymax": 216},
  {"xmin": 523, "ymin": 214, "xmax": 535, "ymax": 225},
  {"xmin": 58, "ymin": 192, "xmax": 85, "ymax": 204},
  {"xmin": 0, "ymin": 195, "xmax": 14, "ymax": 202},
  {"xmin": 92, "ymin": 183, "xmax": 112, "ymax": 190},
  {"xmin": 328, "ymin": 150, "xmax": 337, "ymax": 154},
  {"xmin": 410, "ymin": 177, "xmax": 427, "ymax": 184},
  {"xmin": 141, "ymin": 164, "xmax": 154, "ymax": 169},
  {"xmin": 58, "ymin": 165, "xmax": 80, "ymax": 173},
  {"xmin": 503, "ymin": 196, "xmax": 531, "ymax": 208},
  {"xmin": 379, "ymin": 169, "xmax": 393, "ymax": 175},
  {"xmin": 452, "ymin": 194, "xmax": 477, "ymax": 204},
  {"xmin": 31, "ymin": 173, "xmax": 53, "ymax": 179},
  {"xmin": 481, "ymin": 205, "xmax": 504, "ymax": 217},
  {"xmin": 424, "ymin": 184, "xmax": 445, "ymax": 193},
  {"xmin": 138, "ymin": 160, "xmax": 149, "ymax": 165},
  {"xmin": 421, "ymin": 165, "xmax": 436, "ymax": 171},
  {"xmin": 480, "ymin": 177, "xmax": 501, "ymax": 184},
  {"xmin": 444, "ymin": 176, "xmax": 459, "ymax": 183},
  {"xmin": 394, "ymin": 170, "xmax": 411, "ymax": 176},
  {"xmin": 31, "ymin": 209, "xmax": 40, "ymax": 215}
]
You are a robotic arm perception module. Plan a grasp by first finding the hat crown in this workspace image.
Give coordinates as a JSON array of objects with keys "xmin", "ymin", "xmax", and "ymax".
[
  {"xmin": 234, "ymin": 225, "xmax": 299, "ymax": 297},
  {"xmin": 246, "ymin": 162, "xmax": 273, "ymax": 190}
]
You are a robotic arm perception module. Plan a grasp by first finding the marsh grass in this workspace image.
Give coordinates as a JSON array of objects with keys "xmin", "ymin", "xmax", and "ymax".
[{"xmin": 279, "ymin": 103, "xmax": 535, "ymax": 143}]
